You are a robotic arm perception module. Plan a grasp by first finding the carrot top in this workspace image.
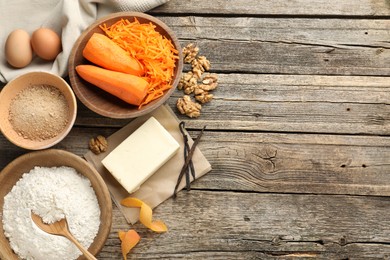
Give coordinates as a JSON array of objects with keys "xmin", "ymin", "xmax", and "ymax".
[{"xmin": 100, "ymin": 18, "xmax": 179, "ymax": 108}]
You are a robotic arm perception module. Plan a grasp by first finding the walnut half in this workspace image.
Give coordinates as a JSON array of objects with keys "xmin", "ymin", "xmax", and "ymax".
[
  {"xmin": 193, "ymin": 73, "xmax": 219, "ymax": 103},
  {"xmin": 194, "ymin": 89, "xmax": 214, "ymax": 104},
  {"xmin": 177, "ymin": 95, "xmax": 202, "ymax": 118},
  {"xmin": 201, "ymin": 74, "xmax": 218, "ymax": 90},
  {"xmin": 192, "ymin": 56, "xmax": 211, "ymax": 79},
  {"xmin": 182, "ymin": 43, "xmax": 199, "ymax": 63},
  {"xmin": 178, "ymin": 71, "xmax": 198, "ymax": 94},
  {"xmin": 89, "ymin": 135, "xmax": 108, "ymax": 154}
]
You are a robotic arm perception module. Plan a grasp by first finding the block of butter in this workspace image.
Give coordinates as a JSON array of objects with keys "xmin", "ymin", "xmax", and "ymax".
[{"xmin": 102, "ymin": 116, "xmax": 180, "ymax": 193}]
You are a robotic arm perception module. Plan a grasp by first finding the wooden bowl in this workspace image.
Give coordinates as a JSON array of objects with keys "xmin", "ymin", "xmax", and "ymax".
[
  {"xmin": 68, "ymin": 12, "xmax": 183, "ymax": 119},
  {"xmin": 0, "ymin": 149, "xmax": 112, "ymax": 259},
  {"xmin": 0, "ymin": 72, "xmax": 77, "ymax": 150}
]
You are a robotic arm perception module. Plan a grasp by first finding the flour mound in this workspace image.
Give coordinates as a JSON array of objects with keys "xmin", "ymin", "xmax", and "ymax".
[{"xmin": 2, "ymin": 166, "xmax": 100, "ymax": 260}]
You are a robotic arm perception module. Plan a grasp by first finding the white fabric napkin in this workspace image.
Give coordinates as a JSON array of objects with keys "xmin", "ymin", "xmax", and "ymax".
[{"xmin": 0, "ymin": 0, "xmax": 169, "ymax": 83}]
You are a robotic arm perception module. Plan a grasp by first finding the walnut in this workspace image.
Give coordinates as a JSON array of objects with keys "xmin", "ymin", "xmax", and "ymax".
[
  {"xmin": 194, "ymin": 89, "xmax": 214, "ymax": 103},
  {"xmin": 178, "ymin": 71, "xmax": 198, "ymax": 94},
  {"xmin": 192, "ymin": 56, "xmax": 211, "ymax": 79},
  {"xmin": 201, "ymin": 74, "xmax": 218, "ymax": 90},
  {"xmin": 182, "ymin": 43, "xmax": 199, "ymax": 63},
  {"xmin": 178, "ymin": 43, "xmax": 218, "ymax": 117},
  {"xmin": 89, "ymin": 135, "xmax": 108, "ymax": 154},
  {"xmin": 177, "ymin": 95, "xmax": 202, "ymax": 118},
  {"xmin": 192, "ymin": 74, "xmax": 218, "ymax": 103},
  {"xmin": 196, "ymin": 75, "xmax": 218, "ymax": 91}
]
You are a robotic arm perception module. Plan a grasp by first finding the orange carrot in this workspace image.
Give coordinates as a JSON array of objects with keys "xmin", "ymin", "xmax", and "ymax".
[
  {"xmin": 118, "ymin": 230, "xmax": 140, "ymax": 260},
  {"xmin": 83, "ymin": 33, "xmax": 144, "ymax": 76},
  {"xmin": 100, "ymin": 18, "xmax": 179, "ymax": 108},
  {"xmin": 76, "ymin": 65, "xmax": 149, "ymax": 106}
]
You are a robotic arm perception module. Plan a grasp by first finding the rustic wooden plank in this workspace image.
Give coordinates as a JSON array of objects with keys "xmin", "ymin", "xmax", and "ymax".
[
  {"xmin": 155, "ymin": 16, "xmax": 389, "ymax": 76},
  {"xmin": 189, "ymin": 131, "xmax": 390, "ymax": 196},
  {"xmin": 169, "ymin": 74, "xmax": 390, "ymax": 135},
  {"xmin": 96, "ymin": 192, "xmax": 390, "ymax": 259},
  {"xmin": 72, "ymin": 75, "xmax": 390, "ymax": 135},
  {"xmin": 173, "ymin": 40, "xmax": 390, "ymax": 76},
  {"xmin": 2, "ymin": 127, "xmax": 389, "ymax": 196},
  {"xmin": 151, "ymin": 0, "xmax": 390, "ymax": 16},
  {"xmin": 74, "ymin": 101, "xmax": 132, "ymax": 127},
  {"xmin": 2, "ymin": 131, "xmax": 390, "ymax": 257},
  {"xmin": 161, "ymin": 17, "xmax": 390, "ymax": 49}
]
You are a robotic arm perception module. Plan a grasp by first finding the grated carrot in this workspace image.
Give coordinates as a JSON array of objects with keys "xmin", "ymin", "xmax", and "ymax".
[{"xmin": 100, "ymin": 18, "xmax": 179, "ymax": 108}]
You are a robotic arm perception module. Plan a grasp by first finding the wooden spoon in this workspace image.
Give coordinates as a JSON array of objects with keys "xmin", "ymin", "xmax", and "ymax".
[{"xmin": 31, "ymin": 212, "xmax": 97, "ymax": 260}]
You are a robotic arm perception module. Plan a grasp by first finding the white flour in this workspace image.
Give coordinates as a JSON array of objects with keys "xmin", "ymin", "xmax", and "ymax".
[{"xmin": 2, "ymin": 166, "xmax": 101, "ymax": 260}]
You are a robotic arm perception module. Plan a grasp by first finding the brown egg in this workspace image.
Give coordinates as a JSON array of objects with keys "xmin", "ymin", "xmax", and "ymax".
[
  {"xmin": 5, "ymin": 29, "xmax": 33, "ymax": 68},
  {"xmin": 31, "ymin": 28, "xmax": 61, "ymax": 61}
]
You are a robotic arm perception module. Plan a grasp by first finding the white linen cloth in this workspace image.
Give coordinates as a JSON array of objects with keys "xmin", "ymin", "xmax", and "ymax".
[{"xmin": 0, "ymin": 0, "xmax": 169, "ymax": 83}]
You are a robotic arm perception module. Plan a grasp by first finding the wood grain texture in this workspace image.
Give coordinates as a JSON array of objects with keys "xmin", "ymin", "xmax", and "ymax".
[
  {"xmin": 151, "ymin": 0, "xmax": 390, "ymax": 16},
  {"xmin": 70, "ymin": 74, "xmax": 390, "ymax": 135},
  {"xmin": 156, "ymin": 16, "xmax": 390, "ymax": 76},
  {"xmin": 96, "ymin": 192, "xmax": 390, "ymax": 259},
  {"xmin": 168, "ymin": 74, "xmax": 390, "ymax": 134},
  {"xmin": 2, "ymin": 128, "xmax": 389, "ymax": 197},
  {"xmin": 191, "ymin": 131, "xmax": 390, "ymax": 196},
  {"xmin": 1, "ymin": 0, "xmax": 390, "ymax": 259},
  {"xmin": 161, "ymin": 17, "xmax": 390, "ymax": 49}
]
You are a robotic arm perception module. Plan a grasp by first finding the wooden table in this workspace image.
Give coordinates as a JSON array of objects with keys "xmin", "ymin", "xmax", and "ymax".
[{"xmin": 1, "ymin": 0, "xmax": 390, "ymax": 259}]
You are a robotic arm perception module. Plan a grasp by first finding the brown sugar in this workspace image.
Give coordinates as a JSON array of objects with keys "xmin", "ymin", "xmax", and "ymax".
[{"xmin": 8, "ymin": 84, "xmax": 69, "ymax": 141}]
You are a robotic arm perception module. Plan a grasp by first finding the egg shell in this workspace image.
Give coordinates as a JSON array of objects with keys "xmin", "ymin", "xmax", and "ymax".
[
  {"xmin": 5, "ymin": 29, "xmax": 33, "ymax": 68},
  {"xmin": 31, "ymin": 28, "xmax": 61, "ymax": 61}
]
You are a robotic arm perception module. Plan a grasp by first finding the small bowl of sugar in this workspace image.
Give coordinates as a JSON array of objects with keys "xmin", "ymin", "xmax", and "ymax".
[{"xmin": 0, "ymin": 71, "xmax": 77, "ymax": 150}]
